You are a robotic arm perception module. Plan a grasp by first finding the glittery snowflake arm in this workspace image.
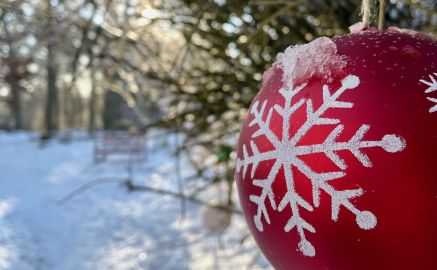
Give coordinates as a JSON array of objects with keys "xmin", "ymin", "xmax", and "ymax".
[
  {"xmin": 236, "ymin": 99, "xmax": 282, "ymax": 232},
  {"xmin": 289, "ymin": 76, "xmax": 405, "ymax": 222},
  {"xmin": 237, "ymin": 83, "xmax": 308, "ymax": 232},
  {"xmin": 290, "ymin": 75, "xmax": 360, "ymax": 145},
  {"xmin": 294, "ymin": 157, "xmax": 377, "ymax": 230},
  {"xmin": 249, "ymin": 100, "xmax": 280, "ymax": 147},
  {"xmin": 296, "ymin": 124, "xmax": 406, "ymax": 170},
  {"xmin": 236, "ymin": 100, "xmax": 281, "ymax": 178},
  {"xmin": 249, "ymin": 160, "xmax": 281, "ymax": 231},
  {"xmin": 277, "ymin": 164, "xmax": 316, "ymax": 257},
  {"xmin": 427, "ymin": 97, "xmax": 437, "ymax": 113},
  {"xmin": 420, "ymin": 73, "xmax": 437, "ymax": 113},
  {"xmin": 274, "ymin": 83, "xmax": 307, "ymax": 141},
  {"xmin": 237, "ymin": 142, "xmax": 278, "ymax": 179},
  {"xmin": 420, "ymin": 73, "xmax": 437, "ymax": 93}
]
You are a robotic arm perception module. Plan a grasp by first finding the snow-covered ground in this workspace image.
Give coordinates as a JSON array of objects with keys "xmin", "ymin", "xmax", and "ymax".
[{"xmin": 0, "ymin": 131, "xmax": 270, "ymax": 270}]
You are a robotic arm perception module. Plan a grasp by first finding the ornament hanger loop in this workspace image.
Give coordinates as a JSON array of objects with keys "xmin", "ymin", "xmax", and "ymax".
[{"xmin": 361, "ymin": 0, "xmax": 386, "ymax": 30}]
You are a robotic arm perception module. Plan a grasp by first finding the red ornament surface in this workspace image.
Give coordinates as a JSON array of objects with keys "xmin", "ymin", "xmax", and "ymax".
[{"xmin": 236, "ymin": 29, "xmax": 437, "ymax": 270}]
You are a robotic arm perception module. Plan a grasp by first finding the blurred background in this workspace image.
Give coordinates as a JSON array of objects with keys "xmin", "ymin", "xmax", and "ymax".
[{"xmin": 0, "ymin": 0, "xmax": 436, "ymax": 269}]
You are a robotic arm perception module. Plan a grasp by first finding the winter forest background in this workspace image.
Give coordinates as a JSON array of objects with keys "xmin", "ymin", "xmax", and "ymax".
[{"xmin": 0, "ymin": 0, "xmax": 436, "ymax": 269}]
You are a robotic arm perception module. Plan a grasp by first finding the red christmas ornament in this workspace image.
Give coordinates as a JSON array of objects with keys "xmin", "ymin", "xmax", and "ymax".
[{"xmin": 236, "ymin": 28, "xmax": 437, "ymax": 270}]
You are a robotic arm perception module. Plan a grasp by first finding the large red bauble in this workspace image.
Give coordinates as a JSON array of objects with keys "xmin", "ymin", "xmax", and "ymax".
[{"xmin": 236, "ymin": 29, "xmax": 437, "ymax": 270}]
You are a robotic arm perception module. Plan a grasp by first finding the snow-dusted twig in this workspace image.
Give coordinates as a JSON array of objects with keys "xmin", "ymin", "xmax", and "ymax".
[
  {"xmin": 126, "ymin": 180, "xmax": 242, "ymax": 214},
  {"xmin": 58, "ymin": 176, "xmax": 125, "ymax": 205}
]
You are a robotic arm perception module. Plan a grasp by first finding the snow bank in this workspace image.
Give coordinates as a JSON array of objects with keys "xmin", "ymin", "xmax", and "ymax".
[
  {"xmin": 274, "ymin": 37, "xmax": 346, "ymax": 87},
  {"xmin": 0, "ymin": 199, "xmax": 15, "ymax": 270},
  {"xmin": 0, "ymin": 132, "xmax": 268, "ymax": 270}
]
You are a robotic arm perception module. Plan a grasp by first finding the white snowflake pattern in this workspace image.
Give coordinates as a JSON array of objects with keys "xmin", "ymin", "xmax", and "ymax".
[
  {"xmin": 237, "ymin": 74, "xmax": 406, "ymax": 257},
  {"xmin": 419, "ymin": 72, "xmax": 437, "ymax": 113}
]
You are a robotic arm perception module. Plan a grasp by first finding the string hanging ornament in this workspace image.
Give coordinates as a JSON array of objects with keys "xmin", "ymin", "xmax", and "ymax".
[{"xmin": 235, "ymin": 1, "xmax": 437, "ymax": 269}]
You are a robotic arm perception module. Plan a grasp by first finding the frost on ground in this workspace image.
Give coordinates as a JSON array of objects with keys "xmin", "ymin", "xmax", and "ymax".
[{"xmin": 0, "ymin": 131, "xmax": 269, "ymax": 270}]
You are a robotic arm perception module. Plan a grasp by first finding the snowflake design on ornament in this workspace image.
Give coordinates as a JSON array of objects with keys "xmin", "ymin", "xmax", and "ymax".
[
  {"xmin": 237, "ymin": 75, "xmax": 406, "ymax": 257},
  {"xmin": 419, "ymin": 72, "xmax": 437, "ymax": 113}
]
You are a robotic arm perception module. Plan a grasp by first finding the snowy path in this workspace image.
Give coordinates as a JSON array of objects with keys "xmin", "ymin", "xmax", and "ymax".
[{"xmin": 0, "ymin": 132, "xmax": 268, "ymax": 270}]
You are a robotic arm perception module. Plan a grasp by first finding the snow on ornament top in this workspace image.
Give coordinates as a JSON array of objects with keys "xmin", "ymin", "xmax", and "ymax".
[
  {"xmin": 348, "ymin": 22, "xmax": 366, "ymax": 34},
  {"xmin": 274, "ymin": 37, "xmax": 346, "ymax": 87}
]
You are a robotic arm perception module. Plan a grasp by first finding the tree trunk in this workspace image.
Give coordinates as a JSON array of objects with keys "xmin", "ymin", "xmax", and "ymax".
[
  {"xmin": 45, "ymin": 37, "xmax": 58, "ymax": 136},
  {"xmin": 11, "ymin": 80, "xmax": 22, "ymax": 130},
  {"xmin": 1, "ymin": 13, "xmax": 24, "ymax": 130},
  {"xmin": 44, "ymin": 0, "xmax": 58, "ymax": 137},
  {"xmin": 88, "ymin": 69, "xmax": 97, "ymax": 134},
  {"xmin": 9, "ymin": 48, "xmax": 23, "ymax": 130}
]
